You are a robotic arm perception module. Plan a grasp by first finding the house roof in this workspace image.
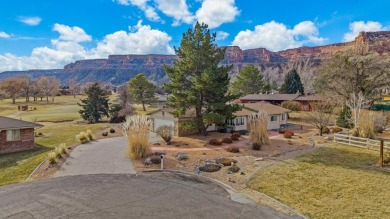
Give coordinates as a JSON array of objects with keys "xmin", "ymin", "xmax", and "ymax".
[
  {"xmin": 241, "ymin": 102, "xmax": 290, "ymax": 115},
  {"xmin": 295, "ymin": 95, "xmax": 322, "ymax": 101},
  {"xmin": 240, "ymin": 93, "xmax": 299, "ymax": 101},
  {"xmin": 147, "ymin": 108, "xmax": 197, "ymax": 118},
  {"xmin": 0, "ymin": 116, "xmax": 43, "ymax": 130}
]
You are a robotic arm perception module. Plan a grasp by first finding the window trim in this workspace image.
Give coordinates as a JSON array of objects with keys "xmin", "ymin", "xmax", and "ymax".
[{"xmin": 6, "ymin": 129, "xmax": 21, "ymax": 142}]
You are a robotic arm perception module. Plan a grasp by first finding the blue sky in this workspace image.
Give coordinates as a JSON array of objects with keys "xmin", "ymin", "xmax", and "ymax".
[{"xmin": 0, "ymin": 0, "xmax": 389, "ymax": 72}]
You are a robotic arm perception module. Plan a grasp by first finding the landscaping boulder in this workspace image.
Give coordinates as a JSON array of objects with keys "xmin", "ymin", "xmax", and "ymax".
[
  {"xmin": 215, "ymin": 158, "xmax": 237, "ymax": 166},
  {"xmin": 199, "ymin": 164, "xmax": 221, "ymax": 172},
  {"xmin": 174, "ymin": 152, "xmax": 189, "ymax": 161},
  {"xmin": 227, "ymin": 165, "xmax": 240, "ymax": 174},
  {"xmin": 154, "ymin": 151, "xmax": 166, "ymax": 156},
  {"xmin": 144, "ymin": 155, "xmax": 161, "ymax": 166}
]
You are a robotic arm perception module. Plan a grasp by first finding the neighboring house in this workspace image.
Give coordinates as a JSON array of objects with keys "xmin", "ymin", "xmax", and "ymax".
[
  {"xmin": 0, "ymin": 116, "xmax": 43, "ymax": 154},
  {"xmin": 240, "ymin": 93, "xmax": 299, "ymax": 105},
  {"xmin": 383, "ymin": 94, "xmax": 390, "ymax": 101},
  {"xmin": 147, "ymin": 108, "xmax": 216, "ymax": 136},
  {"xmin": 148, "ymin": 102, "xmax": 290, "ymax": 136},
  {"xmin": 227, "ymin": 102, "xmax": 290, "ymax": 131},
  {"xmin": 239, "ymin": 93, "xmax": 321, "ymax": 111}
]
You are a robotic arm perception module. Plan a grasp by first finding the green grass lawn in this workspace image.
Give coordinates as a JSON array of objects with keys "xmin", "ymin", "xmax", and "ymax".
[
  {"xmin": 0, "ymin": 122, "xmax": 106, "ymax": 186},
  {"xmin": 248, "ymin": 143, "xmax": 390, "ymax": 218}
]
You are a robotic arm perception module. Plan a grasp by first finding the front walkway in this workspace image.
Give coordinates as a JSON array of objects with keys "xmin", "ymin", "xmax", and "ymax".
[{"xmin": 55, "ymin": 137, "xmax": 135, "ymax": 177}]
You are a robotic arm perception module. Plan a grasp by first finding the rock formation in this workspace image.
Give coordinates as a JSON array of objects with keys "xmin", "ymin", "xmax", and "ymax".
[{"xmin": 1, "ymin": 31, "xmax": 390, "ymax": 91}]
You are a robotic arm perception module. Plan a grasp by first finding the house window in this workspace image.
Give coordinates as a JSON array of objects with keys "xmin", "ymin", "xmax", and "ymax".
[
  {"xmin": 6, "ymin": 129, "xmax": 21, "ymax": 141},
  {"xmin": 270, "ymin": 115, "xmax": 278, "ymax": 122}
]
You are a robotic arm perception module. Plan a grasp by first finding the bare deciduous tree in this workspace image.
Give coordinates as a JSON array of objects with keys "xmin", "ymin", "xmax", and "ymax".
[
  {"xmin": 69, "ymin": 78, "xmax": 80, "ymax": 98},
  {"xmin": 305, "ymin": 99, "xmax": 336, "ymax": 136},
  {"xmin": 345, "ymin": 92, "xmax": 371, "ymax": 136},
  {"xmin": 0, "ymin": 77, "xmax": 24, "ymax": 104},
  {"xmin": 37, "ymin": 76, "xmax": 60, "ymax": 103}
]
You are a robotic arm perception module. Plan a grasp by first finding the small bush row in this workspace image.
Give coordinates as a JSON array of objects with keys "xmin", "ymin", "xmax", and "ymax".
[
  {"xmin": 76, "ymin": 130, "xmax": 95, "ymax": 144},
  {"xmin": 48, "ymin": 143, "xmax": 68, "ymax": 164}
]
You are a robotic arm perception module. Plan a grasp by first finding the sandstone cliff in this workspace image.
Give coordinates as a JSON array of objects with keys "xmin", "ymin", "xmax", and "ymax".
[{"xmin": 1, "ymin": 31, "xmax": 389, "ymax": 91}]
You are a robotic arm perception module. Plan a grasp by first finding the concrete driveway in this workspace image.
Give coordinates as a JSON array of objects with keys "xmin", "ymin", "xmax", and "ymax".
[
  {"xmin": 0, "ymin": 173, "xmax": 300, "ymax": 219},
  {"xmin": 55, "ymin": 137, "xmax": 135, "ymax": 177}
]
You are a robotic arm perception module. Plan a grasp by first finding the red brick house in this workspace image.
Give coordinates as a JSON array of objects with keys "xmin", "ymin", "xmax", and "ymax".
[{"xmin": 0, "ymin": 116, "xmax": 43, "ymax": 154}]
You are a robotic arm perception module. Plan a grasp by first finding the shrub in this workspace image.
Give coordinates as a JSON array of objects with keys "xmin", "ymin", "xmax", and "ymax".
[
  {"xmin": 232, "ymin": 132, "xmax": 241, "ymax": 137},
  {"xmin": 209, "ymin": 139, "xmax": 222, "ymax": 146},
  {"xmin": 149, "ymin": 155, "xmax": 161, "ymax": 164},
  {"xmin": 54, "ymin": 147, "xmax": 63, "ymax": 158},
  {"xmin": 123, "ymin": 115, "xmax": 152, "ymax": 159},
  {"xmin": 199, "ymin": 164, "xmax": 221, "ymax": 172},
  {"xmin": 156, "ymin": 125, "xmax": 173, "ymax": 143},
  {"xmin": 76, "ymin": 131, "xmax": 89, "ymax": 144},
  {"xmin": 221, "ymin": 138, "xmax": 233, "ymax": 144},
  {"xmin": 336, "ymin": 106, "xmax": 353, "ymax": 128},
  {"xmin": 252, "ymin": 143, "xmax": 262, "ymax": 150},
  {"xmin": 86, "ymin": 130, "xmax": 95, "ymax": 141},
  {"xmin": 48, "ymin": 151, "xmax": 57, "ymax": 164},
  {"xmin": 215, "ymin": 157, "xmax": 237, "ymax": 166},
  {"xmin": 109, "ymin": 128, "xmax": 116, "ymax": 133},
  {"xmin": 281, "ymin": 101, "xmax": 301, "ymax": 111},
  {"xmin": 322, "ymin": 127, "xmax": 330, "ymax": 134},
  {"xmin": 59, "ymin": 143, "xmax": 67, "ymax": 155},
  {"xmin": 38, "ymin": 132, "xmax": 43, "ymax": 136},
  {"xmin": 226, "ymin": 146, "xmax": 240, "ymax": 153},
  {"xmin": 284, "ymin": 131, "xmax": 293, "ymax": 138},
  {"xmin": 102, "ymin": 132, "xmax": 108, "ymax": 136},
  {"xmin": 230, "ymin": 135, "xmax": 239, "ymax": 141},
  {"xmin": 332, "ymin": 127, "xmax": 343, "ymax": 133},
  {"xmin": 175, "ymin": 152, "xmax": 189, "ymax": 161}
]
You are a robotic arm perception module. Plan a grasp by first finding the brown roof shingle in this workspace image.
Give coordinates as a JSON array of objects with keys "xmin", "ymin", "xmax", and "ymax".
[{"xmin": 0, "ymin": 116, "xmax": 43, "ymax": 129}]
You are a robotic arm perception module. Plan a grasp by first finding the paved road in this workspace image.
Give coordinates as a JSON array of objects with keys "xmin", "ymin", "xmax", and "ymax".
[
  {"xmin": 55, "ymin": 137, "xmax": 136, "ymax": 177},
  {"xmin": 0, "ymin": 173, "xmax": 300, "ymax": 219}
]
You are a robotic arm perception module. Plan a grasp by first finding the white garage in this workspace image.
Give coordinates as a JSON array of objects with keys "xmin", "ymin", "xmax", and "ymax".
[{"xmin": 153, "ymin": 118, "xmax": 175, "ymax": 132}]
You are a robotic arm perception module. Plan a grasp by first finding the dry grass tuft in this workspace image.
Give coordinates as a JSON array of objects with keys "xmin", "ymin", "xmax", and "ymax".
[
  {"xmin": 249, "ymin": 110, "xmax": 269, "ymax": 145},
  {"xmin": 122, "ymin": 115, "xmax": 152, "ymax": 159},
  {"xmin": 48, "ymin": 151, "xmax": 57, "ymax": 164}
]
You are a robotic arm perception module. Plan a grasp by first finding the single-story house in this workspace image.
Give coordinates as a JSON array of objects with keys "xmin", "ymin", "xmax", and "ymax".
[
  {"xmin": 148, "ymin": 102, "xmax": 290, "ymax": 136},
  {"xmin": 239, "ymin": 93, "xmax": 321, "ymax": 111},
  {"xmin": 0, "ymin": 116, "xmax": 43, "ymax": 154}
]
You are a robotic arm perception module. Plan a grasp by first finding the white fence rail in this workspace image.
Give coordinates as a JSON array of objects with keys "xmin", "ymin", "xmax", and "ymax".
[{"xmin": 334, "ymin": 133, "xmax": 390, "ymax": 151}]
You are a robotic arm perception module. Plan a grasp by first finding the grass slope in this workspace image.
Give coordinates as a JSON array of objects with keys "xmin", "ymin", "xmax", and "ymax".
[{"xmin": 248, "ymin": 143, "xmax": 390, "ymax": 218}]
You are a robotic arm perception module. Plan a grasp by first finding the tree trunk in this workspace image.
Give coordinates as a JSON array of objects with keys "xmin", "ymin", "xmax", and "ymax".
[
  {"xmin": 12, "ymin": 98, "xmax": 15, "ymax": 104},
  {"xmin": 142, "ymin": 101, "xmax": 146, "ymax": 111},
  {"xmin": 319, "ymin": 128, "xmax": 323, "ymax": 136},
  {"xmin": 46, "ymin": 95, "xmax": 49, "ymax": 103}
]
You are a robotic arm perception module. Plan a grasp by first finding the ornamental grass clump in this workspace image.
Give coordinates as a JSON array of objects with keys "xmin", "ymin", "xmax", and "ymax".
[
  {"xmin": 249, "ymin": 110, "xmax": 269, "ymax": 145},
  {"xmin": 122, "ymin": 115, "xmax": 152, "ymax": 159},
  {"xmin": 48, "ymin": 151, "xmax": 57, "ymax": 164},
  {"xmin": 59, "ymin": 143, "xmax": 67, "ymax": 154},
  {"xmin": 86, "ymin": 130, "xmax": 95, "ymax": 141},
  {"xmin": 156, "ymin": 125, "xmax": 173, "ymax": 144},
  {"xmin": 76, "ymin": 131, "xmax": 89, "ymax": 144},
  {"xmin": 54, "ymin": 147, "xmax": 63, "ymax": 158}
]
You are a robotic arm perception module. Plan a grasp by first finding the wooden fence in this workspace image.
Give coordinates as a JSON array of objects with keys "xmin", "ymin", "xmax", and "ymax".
[{"xmin": 334, "ymin": 133, "xmax": 390, "ymax": 150}]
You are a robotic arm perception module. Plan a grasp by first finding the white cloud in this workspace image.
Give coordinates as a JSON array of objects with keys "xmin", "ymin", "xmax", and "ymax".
[
  {"xmin": 155, "ymin": 0, "xmax": 195, "ymax": 26},
  {"xmin": 91, "ymin": 20, "xmax": 174, "ymax": 57},
  {"xmin": 216, "ymin": 31, "xmax": 229, "ymax": 40},
  {"xmin": 195, "ymin": 0, "xmax": 240, "ymax": 28},
  {"xmin": 0, "ymin": 32, "xmax": 11, "ymax": 38},
  {"xmin": 343, "ymin": 21, "xmax": 387, "ymax": 42},
  {"xmin": 0, "ymin": 21, "xmax": 174, "ymax": 72},
  {"xmin": 114, "ymin": 0, "xmax": 160, "ymax": 21},
  {"xmin": 18, "ymin": 16, "xmax": 42, "ymax": 26},
  {"xmin": 232, "ymin": 21, "xmax": 326, "ymax": 51},
  {"xmin": 53, "ymin": 24, "xmax": 92, "ymax": 43}
]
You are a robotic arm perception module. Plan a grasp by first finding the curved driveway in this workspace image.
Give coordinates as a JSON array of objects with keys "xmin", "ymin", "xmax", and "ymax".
[
  {"xmin": 55, "ymin": 137, "xmax": 135, "ymax": 177},
  {"xmin": 0, "ymin": 173, "xmax": 299, "ymax": 219}
]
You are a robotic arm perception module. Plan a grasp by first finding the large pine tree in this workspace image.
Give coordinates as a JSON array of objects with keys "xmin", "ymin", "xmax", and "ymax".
[
  {"xmin": 280, "ymin": 69, "xmax": 304, "ymax": 94},
  {"xmin": 78, "ymin": 83, "xmax": 110, "ymax": 123},
  {"xmin": 163, "ymin": 22, "xmax": 240, "ymax": 135},
  {"xmin": 231, "ymin": 65, "xmax": 266, "ymax": 96}
]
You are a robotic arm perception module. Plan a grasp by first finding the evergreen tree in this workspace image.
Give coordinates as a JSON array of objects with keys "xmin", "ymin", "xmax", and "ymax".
[
  {"xmin": 336, "ymin": 106, "xmax": 353, "ymax": 128},
  {"xmin": 231, "ymin": 65, "xmax": 266, "ymax": 96},
  {"xmin": 280, "ymin": 69, "xmax": 304, "ymax": 94},
  {"xmin": 128, "ymin": 73, "xmax": 157, "ymax": 111},
  {"xmin": 78, "ymin": 83, "xmax": 110, "ymax": 123},
  {"xmin": 163, "ymin": 22, "xmax": 240, "ymax": 135}
]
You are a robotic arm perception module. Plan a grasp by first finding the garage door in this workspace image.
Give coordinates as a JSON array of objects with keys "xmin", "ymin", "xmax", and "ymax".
[{"xmin": 153, "ymin": 119, "xmax": 175, "ymax": 133}]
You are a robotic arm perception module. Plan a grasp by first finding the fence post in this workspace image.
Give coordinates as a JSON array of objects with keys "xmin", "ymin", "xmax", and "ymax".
[
  {"xmin": 379, "ymin": 140, "xmax": 384, "ymax": 167},
  {"xmin": 366, "ymin": 138, "xmax": 369, "ymax": 150}
]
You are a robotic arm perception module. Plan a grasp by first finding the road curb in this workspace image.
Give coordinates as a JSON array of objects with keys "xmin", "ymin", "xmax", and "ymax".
[{"xmin": 26, "ymin": 159, "xmax": 47, "ymax": 181}]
